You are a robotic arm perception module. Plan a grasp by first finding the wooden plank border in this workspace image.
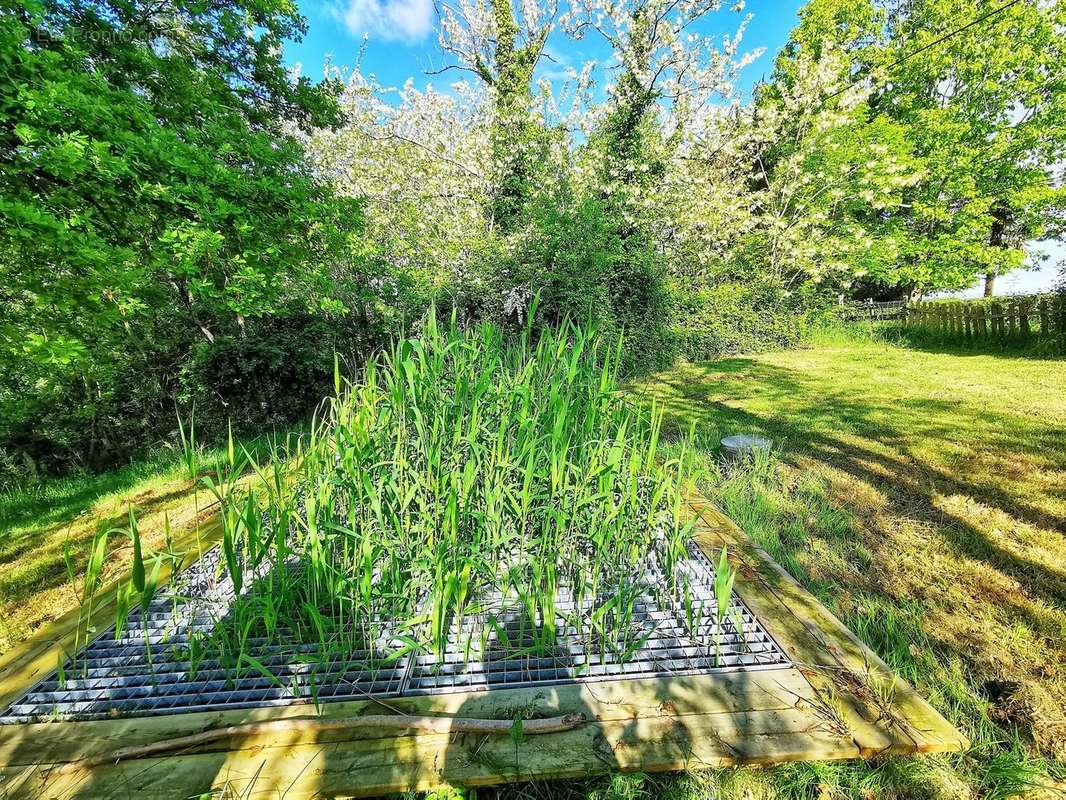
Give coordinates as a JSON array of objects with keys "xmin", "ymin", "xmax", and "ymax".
[{"xmin": 0, "ymin": 494, "xmax": 968, "ymax": 799}]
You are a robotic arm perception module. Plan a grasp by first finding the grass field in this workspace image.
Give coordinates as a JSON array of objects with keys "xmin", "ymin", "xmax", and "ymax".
[
  {"xmin": 613, "ymin": 329, "xmax": 1064, "ymax": 800},
  {"xmin": 1, "ymin": 330, "xmax": 1062, "ymax": 799}
]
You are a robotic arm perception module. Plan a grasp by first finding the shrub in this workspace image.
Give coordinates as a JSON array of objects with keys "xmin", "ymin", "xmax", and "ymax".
[
  {"xmin": 668, "ymin": 279, "xmax": 817, "ymax": 360},
  {"xmin": 0, "ymin": 309, "xmax": 386, "ymax": 476},
  {"xmin": 178, "ymin": 312, "xmax": 383, "ymax": 439},
  {"xmin": 447, "ymin": 197, "xmax": 675, "ymax": 375}
]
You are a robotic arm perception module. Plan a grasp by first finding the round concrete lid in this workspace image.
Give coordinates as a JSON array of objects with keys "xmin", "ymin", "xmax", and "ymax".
[{"xmin": 720, "ymin": 434, "xmax": 772, "ymax": 454}]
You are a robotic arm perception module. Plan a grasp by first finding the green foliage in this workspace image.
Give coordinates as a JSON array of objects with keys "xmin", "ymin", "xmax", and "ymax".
[
  {"xmin": 876, "ymin": 0, "xmax": 1066, "ymax": 294},
  {"xmin": 7, "ymin": 0, "xmax": 1066, "ymax": 480},
  {"xmin": 746, "ymin": 10, "xmax": 921, "ymax": 289},
  {"xmin": 862, "ymin": 0, "xmax": 1063, "ymax": 293},
  {"xmin": 147, "ymin": 313, "xmax": 700, "ymax": 677},
  {"xmin": 0, "ymin": 0, "xmax": 375, "ymax": 470},
  {"xmin": 178, "ymin": 312, "xmax": 384, "ymax": 435},
  {"xmin": 714, "ymin": 0, "xmax": 1066, "ymax": 299},
  {"xmin": 668, "ymin": 280, "xmax": 819, "ymax": 360},
  {"xmin": 443, "ymin": 195, "xmax": 674, "ymax": 375}
]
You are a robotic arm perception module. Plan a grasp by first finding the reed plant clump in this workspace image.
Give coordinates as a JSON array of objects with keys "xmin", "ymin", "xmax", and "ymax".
[{"xmin": 138, "ymin": 311, "xmax": 718, "ymax": 677}]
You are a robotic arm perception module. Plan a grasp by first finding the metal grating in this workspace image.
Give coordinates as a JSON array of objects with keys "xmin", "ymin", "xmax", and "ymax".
[{"xmin": 0, "ymin": 542, "xmax": 790, "ymax": 723}]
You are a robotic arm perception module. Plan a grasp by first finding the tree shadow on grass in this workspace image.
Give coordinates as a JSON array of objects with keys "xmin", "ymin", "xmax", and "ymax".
[
  {"xmin": 643, "ymin": 357, "xmax": 1066, "ymax": 535},
  {"xmin": 635, "ymin": 356, "xmax": 1066, "ymax": 756},
  {"xmin": 0, "ymin": 459, "xmax": 184, "ymax": 533},
  {"xmin": 650, "ymin": 358, "xmax": 1065, "ymax": 601}
]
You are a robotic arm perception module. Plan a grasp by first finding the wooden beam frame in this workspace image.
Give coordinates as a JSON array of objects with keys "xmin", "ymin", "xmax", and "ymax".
[{"xmin": 0, "ymin": 498, "xmax": 967, "ymax": 799}]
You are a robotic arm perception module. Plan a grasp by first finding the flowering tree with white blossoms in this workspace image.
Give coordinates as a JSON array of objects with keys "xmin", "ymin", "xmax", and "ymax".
[
  {"xmin": 558, "ymin": 0, "xmax": 763, "ymax": 267},
  {"xmin": 561, "ymin": 0, "xmax": 761, "ymax": 149},
  {"xmin": 738, "ymin": 43, "xmax": 921, "ymax": 289},
  {"xmin": 552, "ymin": 0, "xmax": 765, "ymax": 363},
  {"xmin": 303, "ymin": 67, "xmax": 492, "ymax": 307},
  {"xmin": 437, "ymin": 0, "xmax": 557, "ymax": 88},
  {"xmin": 437, "ymin": 0, "xmax": 560, "ymax": 231},
  {"xmin": 567, "ymin": 0, "xmax": 758, "ymax": 134}
]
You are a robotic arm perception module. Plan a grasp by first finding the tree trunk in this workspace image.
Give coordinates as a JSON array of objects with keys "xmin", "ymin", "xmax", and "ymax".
[
  {"xmin": 486, "ymin": 0, "xmax": 546, "ymax": 233},
  {"xmin": 985, "ymin": 206, "xmax": 1009, "ymax": 298}
]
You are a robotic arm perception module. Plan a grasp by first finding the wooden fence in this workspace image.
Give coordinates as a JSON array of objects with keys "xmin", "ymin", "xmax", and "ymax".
[
  {"xmin": 843, "ymin": 299, "xmax": 909, "ymax": 321},
  {"xmin": 906, "ymin": 295, "xmax": 1065, "ymax": 341}
]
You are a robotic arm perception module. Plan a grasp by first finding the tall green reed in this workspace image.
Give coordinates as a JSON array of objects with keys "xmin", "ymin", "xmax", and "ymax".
[{"xmin": 103, "ymin": 311, "xmax": 725, "ymax": 683}]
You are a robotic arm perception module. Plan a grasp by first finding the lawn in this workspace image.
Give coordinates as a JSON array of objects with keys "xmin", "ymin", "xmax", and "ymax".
[{"xmin": 615, "ymin": 330, "xmax": 1065, "ymax": 800}]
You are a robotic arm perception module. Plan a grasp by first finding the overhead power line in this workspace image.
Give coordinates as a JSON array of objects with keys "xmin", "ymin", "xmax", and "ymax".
[{"xmin": 823, "ymin": 0, "xmax": 1026, "ymax": 101}]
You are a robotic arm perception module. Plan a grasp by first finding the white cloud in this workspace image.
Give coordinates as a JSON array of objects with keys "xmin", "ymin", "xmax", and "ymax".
[{"xmin": 333, "ymin": 0, "xmax": 434, "ymax": 43}]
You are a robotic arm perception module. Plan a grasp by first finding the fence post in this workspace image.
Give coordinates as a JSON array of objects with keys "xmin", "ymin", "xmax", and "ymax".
[
  {"xmin": 1020, "ymin": 299, "xmax": 1031, "ymax": 338},
  {"xmin": 1006, "ymin": 300, "xmax": 1016, "ymax": 338},
  {"xmin": 1039, "ymin": 298, "xmax": 1050, "ymax": 335},
  {"xmin": 978, "ymin": 305, "xmax": 988, "ymax": 337}
]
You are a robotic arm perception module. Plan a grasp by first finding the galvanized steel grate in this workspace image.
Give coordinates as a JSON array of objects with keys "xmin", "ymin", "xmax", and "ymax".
[{"xmin": 0, "ymin": 542, "xmax": 790, "ymax": 723}]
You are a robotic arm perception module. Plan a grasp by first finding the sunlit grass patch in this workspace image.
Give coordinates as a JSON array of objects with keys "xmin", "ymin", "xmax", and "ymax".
[
  {"xmin": 618, "ymin": 332, "xmax": 1066, "ymax": 799},
  {"xmin": 0, "ymin": 437, "xmax": 275, "ymax": 655},
  {"xmin": 0, "ymin": 453, "xmax": 202, "ymax": 653}
]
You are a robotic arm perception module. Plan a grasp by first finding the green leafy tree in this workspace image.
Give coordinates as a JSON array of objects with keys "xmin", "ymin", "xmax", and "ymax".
[
  {"xmin": 875, "ymin": 0, "xmax": 1066, "ymax": 294},
  {"xmin": 739, "ymin": 0, "xmax": 920, "ymax": 291},
  {"xmin": 0, "ymin": 0, "xmax": 364, "ymax": 468}
]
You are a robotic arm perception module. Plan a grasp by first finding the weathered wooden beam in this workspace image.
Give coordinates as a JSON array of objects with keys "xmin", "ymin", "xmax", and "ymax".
[{"xmin": 0, "ymin": 669, "xmax": 815, "ymax": 767}]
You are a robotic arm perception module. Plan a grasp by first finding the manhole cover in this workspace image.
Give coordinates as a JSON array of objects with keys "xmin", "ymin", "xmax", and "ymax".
[{"xmin": 721, "ymin": 434, "xmax": 772, "ymax": 459}]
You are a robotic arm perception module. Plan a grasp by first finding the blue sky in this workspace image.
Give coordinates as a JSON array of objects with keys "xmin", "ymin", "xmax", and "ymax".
[{"xmin": 284, "ymin": 0, "xmax": 806, "ymax": 99}]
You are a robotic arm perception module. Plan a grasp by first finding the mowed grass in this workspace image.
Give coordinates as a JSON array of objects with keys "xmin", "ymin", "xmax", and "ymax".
[
  {"xmin": 619, "ymin": 330, "xmax": 1064, "ymax": 800},
  {"xmin": 0, "ymin": 437, "xmax": 274, "ymax": 656}
]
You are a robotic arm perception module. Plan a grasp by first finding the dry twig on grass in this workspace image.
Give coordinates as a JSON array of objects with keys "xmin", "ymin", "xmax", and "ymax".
[{"xmin": 56, "ymin": 712, "xmax": 588, "ymax": 774}]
